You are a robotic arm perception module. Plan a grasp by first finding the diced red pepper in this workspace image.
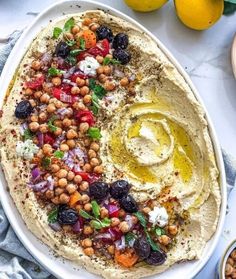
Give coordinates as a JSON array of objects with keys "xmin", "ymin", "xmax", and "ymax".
[
  {"xmin": 71, "ymin": 71, "xmax": 88, "ymax": 82},
  {"xmin": 52, "ymin": 87, "xmax": 78, "ymax": 104},
  {"xmin": 88, "ymin": 173, "xmax": 101, "ymax": 183},
  {"xmin": 88, "ymin": 39, "xmax": 110, "ymax": 57},
  {"xmin": 60, "ymin": 83, "xmax": 72, "ymax": 94},
  {"xmin": 76, "ymin": 110, "xmax": 95, "ymax": 126},
  {"xmin": 52, "ymin": 87, "xmax": 62, "ymax": 99},
  {"xmin": 44, "ymin": 133, "xmax": 55, "ymax": 145},
  {"xmin": 74, "ymin": 171, "xmax": 89, "ymax": 181},
  {"xmin": 25, "ymin": 75, "xmax": 45, "ymax": 90}
]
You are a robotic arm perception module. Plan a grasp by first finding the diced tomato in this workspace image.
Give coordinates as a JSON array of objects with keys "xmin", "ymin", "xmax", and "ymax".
[
  {"xmin": 107, "ymin": 203, "xmax": 120, "ymax": 218},
  {"xmin": 60, "ymin": 83, "xmax": 72, "ymax": 94},
  {"xmin": 44, "ymin": 133, "xmax": 55, "ymax": 145},
  {"xmin": 77, "ymin": 51, "xmax": 91, "ymax": 62},
  {"xmin": 25, "ymin": 75, "xmax": 44, "ymax": 90},
  {"xmin": 76, "ymin": 110, "xmax": 95, "ymax": 126},
  {"xmin": 88, "ymin": 173, "xmax": 101, "ymax": 183},
  {"xmin": 52, "ymin": 88, "xmax": 62, "ymax": 99},
  {"xmin": 71, "ymin": 71, "xmax": 88, "ymax": 82},
  {"xmin": 74, "ymin": 171, "xmax": 89, "ymax": 181},
  {"xmin": 88, "ymin": 39, "xmax": 110, "ymax": 57}
]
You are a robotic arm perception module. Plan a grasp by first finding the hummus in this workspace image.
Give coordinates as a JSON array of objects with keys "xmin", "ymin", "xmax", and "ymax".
[{"xmin": 0, "ymin": 10, "xmax": 221, "ymax": 279}]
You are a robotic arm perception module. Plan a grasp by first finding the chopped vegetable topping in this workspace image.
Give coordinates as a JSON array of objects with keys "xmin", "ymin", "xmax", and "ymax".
[{"xmin": 88, "ymin": 127, "xmax": 102, "ymax": 139}]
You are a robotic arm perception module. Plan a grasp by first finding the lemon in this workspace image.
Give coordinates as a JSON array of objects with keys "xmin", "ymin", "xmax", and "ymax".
[
  {"xmin": 174, "ymin": 0, "xmax": 224, "ymax": 30},
  {"xmin": 124, "ymin": 0, "xmax": 168, "ymax": 12}
]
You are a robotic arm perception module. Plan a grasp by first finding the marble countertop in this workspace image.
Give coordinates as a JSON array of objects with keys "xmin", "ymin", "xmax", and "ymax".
[{"xmin": 0, "ymin": 0, "xmax": 236, "ymax": 278}]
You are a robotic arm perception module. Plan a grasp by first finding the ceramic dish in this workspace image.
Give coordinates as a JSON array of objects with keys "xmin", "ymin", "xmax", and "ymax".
[{"xmin": 0, "ymin": 1, "xmax": 227, "ymax": 278}]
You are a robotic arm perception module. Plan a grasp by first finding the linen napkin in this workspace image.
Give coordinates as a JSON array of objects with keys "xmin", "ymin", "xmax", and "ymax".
[{"xmin": 0, "ymin": 31, "xmax": 236, "ymax": 279}]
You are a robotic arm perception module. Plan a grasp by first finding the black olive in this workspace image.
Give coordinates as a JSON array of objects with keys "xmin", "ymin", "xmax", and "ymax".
[
  {"xmin": 120, "ymin": 194, "xmax": 138, "ymax": 213},
  {"xmin": 110, "ymin": 180, "xmax": 130, "ymax": 199},
  {"xmin": 113, "ymin": 48, "xmax": 131, "ymax": 65},
  {"xmin": 15, "ymin": 100, "xmax": 33, "ymax": 119},
  {"xmin": 55, "ymin": 42, "xmax": 70, "ymax": 58},
  {"xmin": 96, "ymin": 26, "xmax": 114, "ymax": 42},
  {"xmin": 133, "ymin": 237, "xmax": 151, "ymax": 260},
  {"xmin": 89, "ymin": 181, "xmax": 109, "ymax": 201},
  {"xmin": 146, "ymin": 250, "xmax": 167, "ymax": 266},
  {"xmin": 57, "ymin": 206, "xmax": 78, "ymax": 225},
  {"xmin": 112, "ymin": 33, "xmax": 129, "ymax": 49}
]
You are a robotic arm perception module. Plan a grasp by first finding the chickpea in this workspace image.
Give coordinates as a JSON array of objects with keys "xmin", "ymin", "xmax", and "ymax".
[
  {"xmin": 66, "ymin": 183, "xmax": 77, "ymax": 194},
  {"xmin": 83, "ymin": 247, "xmax": 94, "ymax": 256},
  {"xmin": 45, "ymin": 190, "xmax": 54, "ymax": 199},
  {"xmin": 79, "ymin": 181, "xmax": 89, "ymax": 191},
  {"xmin": 120, "ymin": 77, "xmax": 129, "ymax": 87},
  {"xmin": 60, "ymin": 143, "xmax": 69, "ymax": 152},
  {"xmin": 98, "ymin": 73, "xmax": 107, "ymax": 83},
  {"xmin": 118, "ymin": 209, "xmax": 126, "ymax": 218},
  {"xmin": 74, "ymin": 175, "xmax": 82, "ymax": 184},
  {"xmin": 225, "ymin": 263, "xmax": 234, "ymax": 276},
  {"xmin": 54, "ymin": 100, "xmax": 63, "ymax": 109},
  {"xmin": 111, "ymin": 217, "xmax": 120, "ymax": 227},
  {"xmin": 29, "ymin": 99, "xmax": 36, "ymax": 107},
  {"xmin": 66, "ymin": 129, "xmax": 78, "ymax": 139},
  {"xmin": 73, "ymin": 101, "xmax": 86, "ymax": 111},
  {"xmin": 90, "ymin": 158, "xmax": 100, "ymax": 167},
  {"xmin": 51, "ymin": 164, "xmax": 60, "ymax": 173},
  {"xmin": 81, "ymin": 194, "xmax": 90, "ymax": 204},
  {"xmin": 104, "ymin": 80, "xmax": 116, "ymax": 91},
  {"xmin": 231, "ymin": 250, "xmax": 236, "ymax": 260},
  {"xmin": 83, "ymin": 225, "xmax": 93, "ymax": 235},
  {"xmin": 96, "ymin": 66, "xmax": 104, "ymax": 75},
  {"xmin": 51, "ymin": 196, "xmax": 60, "ymax": 205},
  {"xmin": 40, "ymin": 93, "xmax": 50, "ymax": 103},
  {"xmin": 83, "ymin": 17, "xmax": 92, "ymax": 26},
  {"xmin": 83, "ymin": 163, "xmax": 92, "ymax": 172},
  {"xmin": 158, "ymin": 235, "xmax": 171, "ymax": 246},
  {"xmin": 232, "ymin": 271, "xmax": 236, "ymax": 279},
  {"xmin": 55, "ymin": 187, "xmax": 64, "ymax": 196},
  {"xmin": 93, "ymin": 165, "xmax": 104, "ymax": 174},
  {"xmin": 168, "ymin": 225, "xmax": 178, "ymax": 236},
  {"xmin": 75, "ymin": 204, "xmax": 82, "ymax": 212},
  {"xmin": 47, "ymin": 103, "xmax": 56, "ymax": 113},
  {"xmin": 103, "ymin": 65, "xmax": 112, "ymax": 75},
  {"xmin": 31, "ymin": 60, "xmax": 41, "ymax": 70},
  {"xmin": 57, "ymin": 169, "xmax": 68, "ymax": 178},
  {"xmin": 90, "ymin": 23, "xmax": 100, "ymax": 32},
  {"xmin": 54, "ymin": 127, "xmax": 62, "ymax": 137},
  {"xmin": 80, "ymin": 86, "xmax": 89, "ymax": 96},
  {"xmin": 84, "ymin": 138, "xmax": 91, "ymax": 147},
  {"xmin": 119, "ymin": 221, "xmax": 129, "ymax": 233},
  {"xmin": 71, "ymin": 25, "xmax": 80, "ymax": 35},
  {"xmin": 39, "ymin": 124, "xmax": 48, "ymax": 133},
  {"xmin": 88, "ymin": 149, "xmax": 96, "ymax": 159},
  {"xmin": 24, "ymin": 88, "xmax": 33, "ymax": 96},
  {"xmin": 58, "ymin": 178, "xmax": 68, "ymax": 187},
  {"xmin": 71, "ymin": 86, "xmax": 80, "ymax": 95},
  {"xmin": 39, "ymin": 112, "xmax": 48, "ymax": 122},
  {"xmin": 76, "ymin": 77, "xmax": 86, "ymax": 87},
  {"xmin": 34, "ymin": 90, "xmax": 42, "ymax": 99},
  {"xmin": 42, "ymin": 144, "xmax": 53, "ymax": 155},
  {"xmin": 83, "ymin": 94, "xmax": 92, "ymax": 104},
  {"xmin": 79, "ymin": 122, "xmax": 89, "ymax": 133},
  {"xmin": 62, "ymin": 118, "xmax": 71, "ymax": 127},
  {"xmin": 63, "ymin": 32, "xmax": 74, "ymax": 41},
  {"xmin": 67, "ymin": 171, "xmax": 75, "ymax": 181},
  {"xmin": 105, "ymin": 54, "xmax": 113, "ymax": 59},
  {"xmin": 29, "ymin": 121, "xmax": 39, "ymax": 132},
  {"xmin": 96, "ymin": 55, "xmax": 104, "ymax": 64},
  {"xmin": 52, "ymin": 77, "xmax": 61, "ymax": 86},
  {"xmin": 227, "ymin": 257, "xmax": 234, "ymax": 266},
  {"xmin": 82, "ymin": 238, "xmax": 92, "ymax": 247},
  {"xmin": 84, "ymin": 203, "xmax": 92, "ymax": 212},
  {"xmin": 43, "ymin": 83, "xmax": 53, "ymax": 93},
  {"xmin": 90, "ymin": 142, "xmax": 100, "ymax": 152},
  {"xmin": 59, "ymin": 193, "xmax": 70, "ymax": 204},
  {"xmin": 100, "ymin": 207, "xmax": 109, "ymax": 219},
  {"xmin": 107, "ymin": 245, "xmax": 115, "ymax": 255},
  {"xmin": 142, "ymin": 207, "xmax": 151, "ymax": 214},
  {"xmin": 66, "ymin": 139, "xmax": 76, "ymax": 149}
]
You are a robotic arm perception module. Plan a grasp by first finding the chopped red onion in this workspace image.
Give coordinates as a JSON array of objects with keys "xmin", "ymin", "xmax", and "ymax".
[
  {"xmin": 129, "ymin": 74, "xmax": 136, "ymax": 81},
  {"xmin": 19, "ymin": 122, "xmax": 28, "ymax": 135},
  {"xmin": 74, "ymin": 147, "xmax": 87, "ymax": 161},
  {"xmin": 37, "ymin": 132, "xmax": 44, "ymax": 147},
  {"xmin": 31, "ymin": 168, "xmax": 42, "ymax": 182},
  {"xmin": 115, "ymin": 236, "xmax": 126, "ymax": 250},
  {"xmin": 63, "ymin": 66, "xmax": 76, "ymax": 79},
  {"xmin": 107, "ymin": 227, "xmax": 123, "ymax": 241},
  {"xmin": 72, "ymin": 220, "xmax": 81, "ymax": 233},
  {"xmin": 63, "ymin": 79, "xmax": 77, "ymax": 87},
  {"xmin": 47, "ymin": 176, "xmax": 54, "ymax": 191},
  {"xmin": 94, "ymin": 233, "xmax": 112, "ymax": 240},
  {"xmin": 28, "ymin": 181, "xmax": 48, "ymax": 192},
  {"xmin": 41, "ymin": 52, "xmax": 52, "ymax": 65},
  {"xmin": 57, "ymin": 107, "xmax": 70, "ymax": 118},
  {"xmin": 107, "ymin": 204, "xmax": 120, "ymax": 218},
  {"xmin": 57, "ymin": 57, "xmax": 65, "ymax": 67},
  {"xmin": 125, "ymin": 215, "xmax": 134, "ymax": 230},
  {"xmin": 114, "ymin": 67, "xmax": 125, "ymax": 78},
  {"xmin": 60, "ymin": 93, "xmax": 72, "ymax": 103},
  {"xmin": 38, "ymin": 104, "xmax": 47, "ymax": 110},
  {"xmin": 49, "ymin": 222, "xmax": 62, "ymax": 232},
  {"xmin": 73, "ymin": 164, "xmax": 82, "ymax": 172}
]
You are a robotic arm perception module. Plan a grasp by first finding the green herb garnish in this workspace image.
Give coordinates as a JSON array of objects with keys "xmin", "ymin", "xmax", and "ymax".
[
  {"xmin": 48, "ymin": 207, "xmax": 58, "ymax": 223},
  {"xmin": 65, "ymin": 40, "xmax": 76, "ymax": 47},
  {"xmin": 70, "ymin": 49, "xmax": 83, "ymax": 56},
  {"xmin": 52, "ymin": 17, "xmax": 75, "ymax": 39},
  {"xmin": 47, "ymin": 115, "xmax": 58, "ymax": 132},
  {"xmin": 79, "ymin": 209, "xmax": 93, "ymax": 219},
  {"xmin": 134, "ymin": 211, "xmax": 147, "ymax": 228},
  {"xmin": 103, "ymin": 57, "xmax": 121, "ymax": 65},
  {"xmin": 79, "ymin": 37, "xmax": 86, "ymax": 50},
  {"xmin": 87, "ymin": 127, "xmax": 102, "ymax": 139},
  {"xmin": 89, "ymin": 78, "xmax": 107, "ymax": 114},
  {"xmin": 65, "ymin": 55, "xmax": 77, "ymax": 66},
  {"xmin": 145, "ymin": 229, "xmax": 160, "ymax": 251},
  {"xmin": 42, "ymin": 157, "xmax": 51, "ymax": 169},
  {"xmin": 23, "ymin": 129, "xmax": 34, "ymax": 140},
  {"xmin": 48, "ymin": 67, "xmax": 64, "ymax": 77},
  {"xmin": 53, "ymin": 27, "xmax": 63, "ymax": 39},
  {"xmin": 90, "ymin": 218, "xmax": 111, "ymax": 230},
  {"xmin": 125, "ymin": 232, "xmax": 137, "ymax": 246},
  {"xmin": 54, "ymin": 150, "xmax": 64, "ymax": 159},
  {"xmin": 91, "ymin": 200, "xmax": 100, "ymax": 218}
]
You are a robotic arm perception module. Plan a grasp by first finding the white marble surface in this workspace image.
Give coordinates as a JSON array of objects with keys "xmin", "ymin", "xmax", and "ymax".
[{"xmin": 0, "ymin": 0, "xmax": 236, "ymax": 278}]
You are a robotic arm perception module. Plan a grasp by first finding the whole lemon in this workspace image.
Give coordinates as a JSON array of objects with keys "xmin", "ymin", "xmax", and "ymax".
[
  {"xmin": 124, "ymin": 0, "xmax": 168, "ymax": 12},
  {"xmin": 175, "ymin": 0, "xmax": 224, "ymax": 30}
]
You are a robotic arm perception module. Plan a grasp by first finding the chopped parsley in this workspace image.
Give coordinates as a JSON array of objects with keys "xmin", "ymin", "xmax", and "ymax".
[
  {"xmin": 52, "ymin": 17, "xmax": 75, "ymax": 39},
  {"xmin": 42, "ymin": 157, "xmax": 51, "ymax": 169},
  {"xmin": 89, "ymin": 78, "xmax": 107, "ymax": 115},
  {"xmin": 23, "ymin": 129, "xmax": 34, "ymax": 141},
  {"xmin": 65, "ymin": 39, "xmax": 76, "ymax": 47},
  {"xmin": 53, "ymin": 27, "xmax": 63, "ymax": 39},
  {"xmin": 54, "ymin": 150, "xmax": 64, "ymax": 159},
  {"xmin": 79, "ymin": 37, "xmax": 86, "ymax": 50},
  {"xmin": 103, "ymin": 57, "xmax": 121, "ymax": 65},
  {"xmin": 47, "ymin": 116, "xmax": 58, "ymax": 132},
  {"xmin": 87, "ymin": 127, "xmax": 102, "ymax": 139},
  {"xmin": 48, "ymin": 67, "xmax": 64, "ymax": 77},
  {"xmin": 65, "ymin": 55, "xmax": 77, "ymax": 66},
  {"xmin": 79, "ymin": 208, "xmax": 111, "ymax": 230},
  {"xmin": 48, "ymin": 207, "xmax": 58, "ymax": 223}
]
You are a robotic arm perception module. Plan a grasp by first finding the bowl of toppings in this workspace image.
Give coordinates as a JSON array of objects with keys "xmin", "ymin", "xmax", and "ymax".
[
  {"xmin": 0, "ymin": 1, "xmax": 226, "ymax": 279},
  {"xmin": 218, "ymin": 241, "xmax": 236, "ymax": 279}
]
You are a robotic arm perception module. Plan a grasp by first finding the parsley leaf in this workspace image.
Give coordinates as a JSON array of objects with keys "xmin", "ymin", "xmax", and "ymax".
[
  {"xmin": 134, "ymin": 211, "xmax": 147, "ymax": 228},
  {"xmin": 125, "ymin": 232, "xmax": 137, "ymax": 246},
  {"xmin": 79, "ymin": 38, "xmax": 86, "ymax": 50},
  {"xmin": 23, "ymin": 129, "xmax": 34, "ymax": 140},
  {"xmin": 91, "ymin": 200, "xmax": 100, "ymax": 218},
  {"xmin": 90, "ymin": 218, "xmax": 111, "ymax": 230},
  {"xmin": 89, "ymin": 78, "xmax": 96, "ymax": 89},
  {"xmin": 48, "ymin": 67, "xmax": 64, "ymax": 77},
  {"xmin": 42, "ymin": 157, "xmax": 51, "ymax": 169},
  {"xmin": 145, "ymin": 229, "xmax": 160, "ymax": 251},
  {"xmin": 65, "ymin": 55, "xmax": 77, "ymax": 66},
  {"xmin": 70, "ymin": 49, "xmax": 84, "ymax": 56},
  {"xmin": 47, "ymin": 116, "xmax": 58, "ymax": 132},
  {"xmin": 63, "ymin": 17, "xmax": 75, "ymax": 32},
  {"xmin": 65, "ymin": 40, "xmax": 76, "ymax": 47},
  {"xmin": 79, "ymin": 209, "xmax": 93, "ymax": 219},
  {"xmin": 54, "ymin": 150, "xmax": 64, "ymax": 159},
  {"xmin": 103, "ymin": 57, "xmax": 121, "ymax": 65},
  {"xmin": 53, "ymin": 27, "xmax": 63, "ymax": 39},
  {"xmin": 48, "ymin": 207, "xmax": 58, "ymax": 223},
  {"xmin": 87, "ymin": 127, "xmax": 102, "ymax": 139}
]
